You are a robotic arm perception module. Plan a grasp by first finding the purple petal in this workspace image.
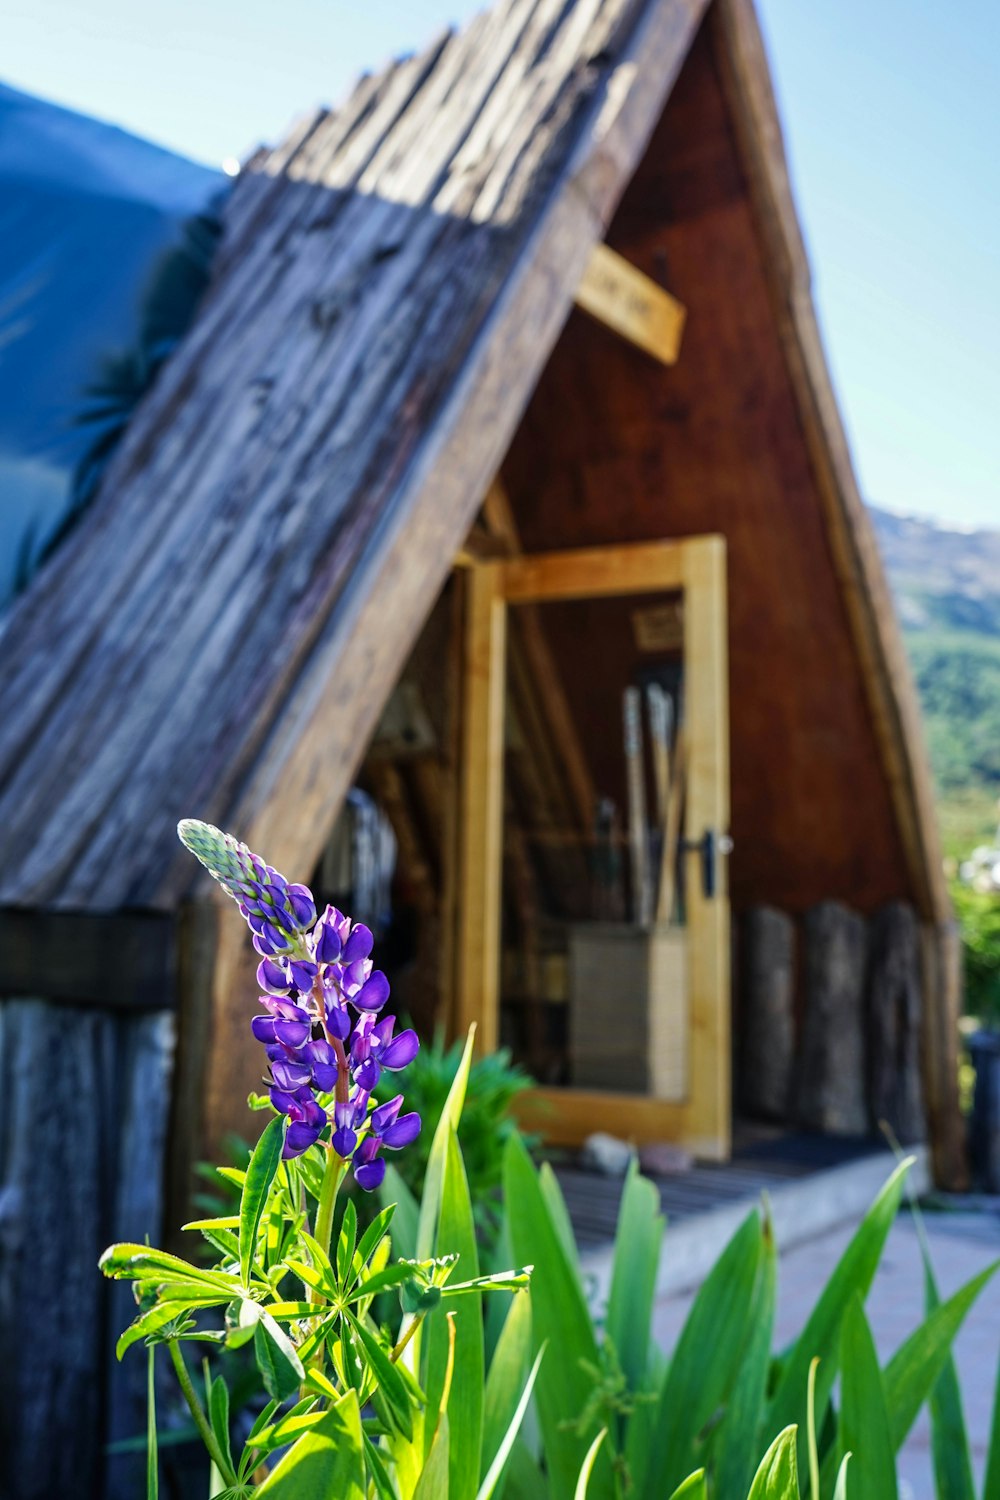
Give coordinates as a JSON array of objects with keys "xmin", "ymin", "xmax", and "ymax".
[
  {"xmin": 355, "ymin": 1158, "xmax": 386, "ymax": 1192},
  {"xmin": 273, "ymin": 1019, "xmax": 311, "ymax": 1048},
  {"xmin": 311, "ymin": 1063, "xmax": 337, "ymax": 1091},
  {"xmin": 372, "ymin": 1015, "xmax": 395, "ymax": 1048},
  {"xmin": 287, "ymin": 959, "xmax": 318, "ymax": 994},
  {"xmin": 354, "ymin": 971, "xmax": 390, "ymax": 1014},
  {"xmin": 314, "ymin": 921, "xmax": 342, "ymax": 964},
  {"xmin": 251, "ymin": 1015, "xmax": 278, "ymax": 1044},
  {"xmin": 257, "ymin": 958, "xmax": 290, "ymax": 995},
  {"xmin": 354, "ymin": 1057, "xmax": 380, "ymax": 1092},
  {"xmin": 342, "ymin": 924, "xmax": 374, "ymax": 964},
  {"xmin": 283, "ymin": 1120, "xmax": 323, "ymax": 1158},
  {"xmin": 370, "ymin": 1094, "xmax": 403, "ymax": 1135},
  {"xmin": 288, "ymin": 883, "xmax": 317, "ymax": 930},
  {"xmin": 269, "ymin": 1087, "xmax": 298, "ymax": 1116},
  {"xmin": 253, "ymin": 931, "xmax": 278, "ymax": 957},
  {"xmin": 341, "ymin": 959, "xmax": 368, "ymax": 998},
  {"xmin": 356, "ymin": 1133, "xmax": 381, "ymax": 1164},
  {"xmin": 332, "ymin": 1126, "xmax": 357, "ymax": 1158},
  {"xmin": 271, "ymin": 1057, "xmax": 312, "ymax": 1090},
  {"xmin": 263, "ymin": 922, "xmax": 293, "ymax": 954},
  {"xmin": 381, "ymin": 1029, "xmax": 419, "ymax": 1070},
  {"xmin": 326, "ymin": 1002, "xmax": 350, "ymax": 1041},
  {"xmin": 382, "ymin": 1112, "xmax": 421, "ymax": 1150},
  {"xmin": 350, "ymin": 1090, "xmax": 371, "ymax": 1127}
]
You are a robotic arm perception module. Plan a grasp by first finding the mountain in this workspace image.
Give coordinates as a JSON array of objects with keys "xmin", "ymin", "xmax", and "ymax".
[{"xmin": 870, "ymin": 506, "xmax": 1000, "ymax": 853}]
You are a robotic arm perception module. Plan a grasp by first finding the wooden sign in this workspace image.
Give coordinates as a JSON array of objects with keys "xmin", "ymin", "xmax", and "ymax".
[{"xmin": 574, "ymin": 243, "xmax": 686, "ymax": 366}]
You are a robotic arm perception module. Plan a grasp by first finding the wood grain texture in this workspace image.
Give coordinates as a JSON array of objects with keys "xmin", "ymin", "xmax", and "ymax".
[
  {"xmin": 575, "ymin": 242, "xmax": 686, "ymax": 363},
  {"xmin": 0, "ymin": 0, "xmax": 707, "ymax": 914}
]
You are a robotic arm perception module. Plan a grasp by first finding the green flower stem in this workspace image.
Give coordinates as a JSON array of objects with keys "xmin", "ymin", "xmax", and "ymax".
[
  {"xmin": 311, "ymin": 1147, "xmax": 346, "ymax": 1304},
  {"xmin": 167, "ymin": 1341, "xmax": 235, "ymax": 1486},
  {"xmin": 390, "ymin": 1310, "xmax": 426, "ymax": 1364}
]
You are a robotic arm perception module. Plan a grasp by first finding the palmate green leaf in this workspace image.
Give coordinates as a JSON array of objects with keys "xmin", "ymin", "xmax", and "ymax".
[
  {"xmin": 713, "ymin": 1210, "xmax": 777, "ymax": 1500},
  {"xmin": 477, "ymin": 1340, "xmax": 546, "ymax": 1500},
  {"xmin": 100, "ymin": 1243, "xmax": 239, "ymax": 1294},
  {"xmin": 242, "ymin": 1301, "xmax": 305, "ymax": 1402},
  {"xmin": 240, "ymin": 1114, "xmax": 285, "ymax": 1286},
  {"xmin": 254, "ymin": 1389, "xmax": 366, "ymax": 1499},
  {"xmin": 427, "ymin": 1126, "xmax": 484, "ymax": 1500},
  {"xmin": 605, "ymin": 1159, "xmax": 664, "ymax": 1394},
  {"xmin": 574, "ymin": 1430, "xmax": 607, "ymax": 1500},
  {"xmin": 503, "ymin": 1133, "xmax": 610, "ymax": 1500},
  {"xmin": 747, "ymin": 1425, "xmax": 800, "ymax": 1499},
  {"xmin": 839, "ymin": 1297, "xmax": 896, "ymax": 1500},
  {"xmin": 766, "ymin": 1158, "xmax": 910, "ymax": 1475},
  {"xmin": 639, "ymin": 1210, "xmax": 764, "ymax": 1500},
  {"xmin": 355, "ymin": 1203, "xmax": 396, "ymax": 1280},
  {"xmin": 117, "ymin": 1301, "xmax": 196, "ymax": 1360},
  {"xmin": 207, "ymin": 1369, "xmax": 234, "ymax": 1479},
  {"xmin": 338, "ymin": 1199, "xmax": 359, "ymax": 1289},
  {"xmin": 882, "ymin": 1259, "xmax": 998, "ymax": 1449}
]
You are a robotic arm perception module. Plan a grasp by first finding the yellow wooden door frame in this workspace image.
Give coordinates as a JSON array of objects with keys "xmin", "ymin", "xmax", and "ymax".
[{"xmin": 455, "ymin": 536, "xmax": 731, "ymax": 1160}]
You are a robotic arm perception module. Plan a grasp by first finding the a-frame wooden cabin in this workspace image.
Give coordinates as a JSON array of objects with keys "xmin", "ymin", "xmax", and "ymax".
[{"xmin": 0, "ymin": 1, "xmax": 963, "ymax": 1491}]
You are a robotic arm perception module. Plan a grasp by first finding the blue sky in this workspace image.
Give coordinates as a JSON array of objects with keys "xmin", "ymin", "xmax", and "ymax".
[{"xmin": 4, "ymin": 0, "xmax": 998, "ymax": 529}]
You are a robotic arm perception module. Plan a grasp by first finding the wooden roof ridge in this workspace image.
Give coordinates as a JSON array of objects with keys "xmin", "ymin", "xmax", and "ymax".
[
  {"xmin": 710, "ymin": 0, "xmax": 950, "ymax": 926},
  {"xmin": 0, "ymin": 0, "xmax": 709, "ymax": 912}
]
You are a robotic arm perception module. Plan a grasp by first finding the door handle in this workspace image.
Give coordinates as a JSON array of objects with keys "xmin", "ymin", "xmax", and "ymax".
[{"xmin": 681, "ymin": 829, "xmax": 733, "ymax": 898}]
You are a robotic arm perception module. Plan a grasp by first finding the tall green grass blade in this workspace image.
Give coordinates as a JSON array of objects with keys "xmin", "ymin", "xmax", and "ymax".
[
  {"xmin": 430, "ymin": 1126, "xmax": 484, "ymax": 1499},
  {"xmin": 503, "ymin": 1438, "xmax": 547, "ymax": 1500},
  {"xmin": 639, "ymin": 1210, "xmax": 763, "ymax": 1500},
  {"xmin": 146, "ymin": 1347, "xmax": 158, "ymax": 1500},
  {"xmin": 482, "ymin": 1293, "xmax": 533, "ymax": 1486},
  {"xmin": 925, "ymin": 1254, "xmax": 976, "ymax": 1500},
  {"xmin": 418, "ymin": 1029, "xmax": 475, "ymax": 1260},
  {"xmin": 255, "ymin": 1390, "xmax": 366, "ymax": 1498},
  {"xmin": 839, "ymin": 1296, "xmax": 897, "ymax": 1500},
  {"xmin": 239, "ymin": 1115, "xmax": 284, "ymax": 1287},
  {"xmin": 766, "ymin": 1159, "xmax": 910, "ymax": 1472},
  {"xmin": 747, "ymin": 1425, "xmax": 800, "ymax": 1499},
  {"xmin": 806, "ymin": 1358, "xmax": 820, "ymax": 1500},
  {"xmin": 539, "ymin": 1162, "xmax": 581, "ymax": 1276},
  {"xmin": 831, "ymin": 1454, "xmax": 850, "ymax": 1500},
  {"xmin": 668, "ymin": 1472, "xmax": 708, "ymax": 1499},
  {"xmin": 984, "ymin": 1345, "xmax": 1000, "ymax": 1500},
  {"xmin": 503, "ymin": 1133, "xmax": 610, "ymax": 1500},
  {"xmin": 714, "ymin": 1212, "xmax": 777, "ymax": 1500},
  {"xmin": 574, "ymin": 1431, "xmax": 607, "ymax": 1500},
  {"xmin": 606, "ymin": 1161, "xmax": 664, "ymax": 1393},
  {"xmin": 883, "ymin": 1260, "xmax": 998, "ymax": 1449},
  {"xmin": 381, "ymin": 1164, "xmax": 419, "ymax": 1261},
  {"xmin": 478, "ymin": 1344, "xmax": 546, "ymax": 1500}
]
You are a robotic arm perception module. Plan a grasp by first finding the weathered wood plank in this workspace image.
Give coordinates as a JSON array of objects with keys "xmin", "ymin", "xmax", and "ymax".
[
  {"xmin": 0, "ymin": 908, "xmax": 175, "ymax": 1010},
  {"xmin": 866, "ymin": 901, "xmax": 924, "ymax": 1145},
  {"xmin": 574, "ymin": 242, "xmax": 686, "ymax": 363},
  {"xmin": 794, "ymin": 901, "xmax": 868, "ymax": 1136},
  {"xmin": 739, "ymin": 904, "xmax": 795, "ymax": 1120}
]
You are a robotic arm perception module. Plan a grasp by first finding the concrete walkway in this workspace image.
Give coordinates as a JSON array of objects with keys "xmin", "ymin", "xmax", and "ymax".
[{"xmin": 651, "ymin": 1206, "xmax": 1000, "ymax": 1499}]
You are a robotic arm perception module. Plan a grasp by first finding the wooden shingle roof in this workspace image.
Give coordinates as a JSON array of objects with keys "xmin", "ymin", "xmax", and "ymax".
[{"xmin": 0, "ymin": 0, "xmax": 707, "ymax": 909}]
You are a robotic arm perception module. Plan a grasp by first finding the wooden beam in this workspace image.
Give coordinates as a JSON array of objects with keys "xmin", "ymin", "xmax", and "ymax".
[
  {"xmin": 455, "ymin": 562, "xmax": 507, "ymax": 1054},
  {"xmin": 502, "ymin": 540, "xmax": 686, "ymax": 604},
  {"xmin": 574, "ymin": 243, "xmax": 686, "ymax": 366}
]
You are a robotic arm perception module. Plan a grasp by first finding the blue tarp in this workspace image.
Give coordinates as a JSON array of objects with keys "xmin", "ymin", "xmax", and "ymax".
[{"xmin": 0, "ymin": 82, "xmax": 226, "ymax": 608}]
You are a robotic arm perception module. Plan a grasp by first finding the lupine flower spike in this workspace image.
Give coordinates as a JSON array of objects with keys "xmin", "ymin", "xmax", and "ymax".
[{"xmin": 178, "ymin": 819, "xmax": 420, "ymax": 1187}]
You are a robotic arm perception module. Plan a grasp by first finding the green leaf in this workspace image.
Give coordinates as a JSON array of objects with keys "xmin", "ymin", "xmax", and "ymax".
[
  {"xmin": 255, "ymin": 1389, "xmax": 366, "ymax": 1498},
  {"xmin": 747, "ymin": 1425, "xmax": 800, "ymax": 1499},
  {"xmin": 338, "ymin": 1199, "xmax": 358, "ymax": 1289},
  {"xmin": 539, "ymin": 1163, "xmax": 581, "ymax": 1277},
  {"xmin": 99, "ymin": 1243, "xmax": 239, "ymax": 1293},
  {"xmin": 381, "ymin": 1165, "xmax": 419, "ymax": 1261},
  {"xmin": 345, "ymin": 1310, "xmax": 417, "ymax": 1441},
  {"xmin": 766, "ymin": 1159, "xmax": 910, "ymax": 1472},
  {"xmin": 181, "ymin": 1215, "xmax": 241, "ymax": 1231},
  {"xmin": 418, "ymin": 1028, "xmax": 476, "ymax": 1260},
  {"xmin": 240, "ymin": 1115, "xmax": 285, "ymax": 1286},
  {"xmin": 883, "ymin": 1259, "xmax": 998, "ymax": 1449},
  {"xmin": 413, "ymin": 1412, "xmax": 450, "ymax": 1500},
  {"xmin": 146, "ymin": 1347, "xmax": 158, "ymax": 1500},
  {"xmin": 117, "ymin": 1301, "xmax": 196, "ymax": 1360},
  {"xmin": 250, "ymin": 1305, "xmax": 305, "ymax": 1402},
  {"xmin": 640, "ymin": 1209, "xmax": 763, "ymax": 1500},
  {"xmin": 832, "ymin": 1454, "xmax": 850, "ymax": 1500},
  {"xmin": 713, "ymin": 1211, "xmax": 777, "ymax": 1500},
  {"xmin": 574, "ymin": 1429, "xmax": 606, "ymax": 1500},
  {"xmin": 209, "ymin": 1371, "xmax": 234, "ymax": 1478},
  {"xmin": 481, "ymin": 1293, "xmax": 532, "ymax": 1488},
  {"xmin": 839, "ymin": 1296, "xmax": 896, "ymax": 1500},
  {"xmin": 924, "ymin": 1259, "xmax": 975, "ymax": 1500},
  {"xmin": 605, "ymin": 1160, "xmax": 664, "ymax": 1393},
  {"xmin": 478, "ymin": 1337, "xmax": 546, "ymax": 1500},
  {"xmin": 668, "ymin": 1473, "xmax": 707, "ymax": 1500},
  {"xmin": 504, "ymin": 1439, "xmax": 546, "ymax": 1500},
  {"xmin": 429, "ymin": 1126, "xmax": 483, "ymax": 1500},
  {"xmin": 363, "ymin": 1431, "xmax": 398, "ymax": 1500},
  {"xmin": 355, "ymin": 1204, "xmax": 396, "ymax": 1279},
  {"xmin": 503, "ymin": 1133, "xmax": 608, "ymax": 1500},
  {"xmin": 985, "ymin": 1345, "xmax": 1000, "ymax": 1500}
]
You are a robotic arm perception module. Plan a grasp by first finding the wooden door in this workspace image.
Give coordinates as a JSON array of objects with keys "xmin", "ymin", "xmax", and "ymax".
[{"xmin": 455, "ymin": 537, "xmax": 731, "ymax": 1159}]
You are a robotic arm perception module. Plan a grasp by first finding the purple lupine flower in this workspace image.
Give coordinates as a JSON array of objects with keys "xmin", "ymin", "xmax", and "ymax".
[{"xmin": 178, "ymin": 820, "xmax": 421, "ymax": 1177}]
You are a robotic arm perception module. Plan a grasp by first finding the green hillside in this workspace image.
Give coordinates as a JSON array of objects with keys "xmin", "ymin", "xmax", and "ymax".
[{"xmin": 871, "ymin": 507, "xmax": 1000, "ymax": 859}]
